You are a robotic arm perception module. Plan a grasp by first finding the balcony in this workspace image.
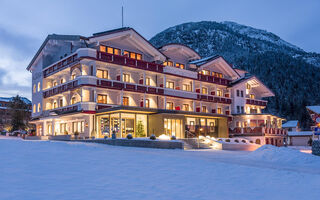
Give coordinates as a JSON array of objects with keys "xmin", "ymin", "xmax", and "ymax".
[
  {"xmin": 246, "ymin": 98, "xmax": 267, "ymax": 106},
  {"xmin": 197, "ymin": 95, "xmax": 232, "ymax": 104},
  {"xmin": 43, "ymin": 80, "xmax": 78, "ymax": 98},
  {"xmin": 164, "ymin": 88, "xmax": 197, "ymax": 99},
  {"xmin": 229, "ymin": 127, "xmax": 287, "ymax": 136},
  {"xmin": 43, "ymin": 53, "xmax": 78, "ymax": 78},
  {"xmin": 197, "ymin": 74, "xmax": 231, "ymax": 86},
  {"xmin": 97, "ymin": 51, "xmax": 164, "ymax": 73}
]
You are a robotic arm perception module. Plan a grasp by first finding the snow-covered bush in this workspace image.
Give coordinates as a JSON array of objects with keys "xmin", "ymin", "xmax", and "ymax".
[
  {"xmin": 150, "ymin": 134, "xmax": 156, "ymax": 140},
  {"xmin": 171, "ymin": 136, "xmax": 176, "ymax": 140},
  {"xmin": 126, "ymin": 134, "xmax": 133, "ymax": 139},
  {"xmin": 234, "ymin": 139, "xmax": 239, "ymax": 143},
  {"xmin": 225, "ymin": 139, "xmax": 230, "ymax": 142},
  {"xmin": 241, "ymin": 140, "xmax": 246, "ymax": 143}
]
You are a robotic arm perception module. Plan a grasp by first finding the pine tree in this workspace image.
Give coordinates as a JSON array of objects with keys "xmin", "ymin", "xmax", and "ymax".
[
  {"xmin": 136, "ymin": 120, "xmax": 145, "ymax": 137},
  {"xmin": 8, "ymin": 95, "xmax": 30, "ymax": 131}
]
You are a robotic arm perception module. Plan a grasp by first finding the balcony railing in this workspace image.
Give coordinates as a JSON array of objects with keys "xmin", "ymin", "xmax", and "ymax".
[
  {"xmin": 229, "ymin": 127, "xmax": 287, "ymax": 136},
  {"xmin": 97, "ymin": 51, "xmax": 164, "ymax": 73},
  {"xmin": 43, "ymin": 80, "xmax": 78, "ymax": 98},
  {"xmin": 43, "ymin": 54, "xmax": 78, "ymax": 78},
  {"xmin": 246, "ymin": 98, "xmax": 267, "ymax": 106},
  {"xmin": 196, "ymin": 94, "xmax": 232, "ymax": 104},
  {"xmin": 197, "ymin": 74, "xmax": 231, "ymax": 86}
]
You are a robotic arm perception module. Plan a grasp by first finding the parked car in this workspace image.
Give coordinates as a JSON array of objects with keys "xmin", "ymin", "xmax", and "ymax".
[{"xmin": 9, "ymin": 130, "xmax": 27, "ymax": 136}]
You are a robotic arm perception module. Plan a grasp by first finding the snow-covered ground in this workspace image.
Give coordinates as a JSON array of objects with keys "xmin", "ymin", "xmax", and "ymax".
[{"xmin": 1, "ymin": 137, "xmax": 320, "ymax": 200}]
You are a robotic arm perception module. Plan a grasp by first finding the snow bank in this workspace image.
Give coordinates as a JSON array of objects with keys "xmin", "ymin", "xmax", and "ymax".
[{"xmin": 247, "ymin": 145, "xmax": 320, "ymax": 167}]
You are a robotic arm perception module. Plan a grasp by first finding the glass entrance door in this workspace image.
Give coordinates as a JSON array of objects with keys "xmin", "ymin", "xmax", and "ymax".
[{"xmin": 164, "ymin": 118, "xmax": 183, "ymax": 138}]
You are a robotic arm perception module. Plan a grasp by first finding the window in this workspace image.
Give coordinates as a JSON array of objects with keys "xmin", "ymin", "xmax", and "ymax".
[
  {"xmin": 73, "ymin": 121, "xmax": 84, "ymax": 133},
  {"xmin": 33, "ymin": 84, "xmax": 36, "ymax": 93},
  {"xmin": 97, "ymin": 69, "xmax": 108, "ymax": 79},
  {"xmin": 250, "ymin": 94, "xmax": 255, "ymax": 99},
  {"xmin": 71, "ymin": 74, "xmax": 76, "ymax": 80},
  {"xmin": 60, "ymin": 79, "xmax": 64, "ymax": 84},
  {"xmin": 217, "ymin": 107, "xmax": 222, "ymax": 114},
  {"xmin": 217, "ymin": 89, "xmax": 222, "ymax": 97},
  {"xmin": 241, "ymin": 106, "xmax": 244, "ymax": 113},
  {"xmin": 59, "ymin": 99, "xmax": 63, "ymax": 107},
  {"xmin": 241, "ymin": 90, "xmax": 244, "ymax": 97},
  {"xmin": 175, "ymin": 63, "xmax": 185, "ymax": 69},
  {"xmin": 123, "ymin": 50, "xmax": 142, "ymax": 60},
  {"xmin": 201, "ymin": 70, "xmax": 210, "ymax": 75},
  {"xmin": 166, "ymin": 81, "xmax": 174, "ymax": 89},
  {"xmin": 182, "ymin": 84, "xmax": 191, "ymax": 92},
  {"xmin": 183, "ymin": 104, "xmax": 190, "ymax": 111},
  {"xmin": 53, "ymin": 101, "xmax": 57, "ymax": 109},
  {"xmin": 114, "ymin": 48, "xmax": 121, "ymax": 55},
  {"xmin": 236, "ymin": 121, "xmax": 240, "ymax": 127},
  {"xmin": 37, "ymin": 82, "xmax": 41, "ymax": 92},
  {"xmin": 123, "ymin": 97, "xmax": 129, "ymax": 106},
  {"xmin": 145, "ymin": 77, "xmax": 151, "ymax": 86},
  {"xmin": 237, "ymin": 106, "xmax": 240, "ymax": 113},
  {"xmin": 202, "ymin": 106, "xmax": 207, "ymax": 113},
  {"xmin": 100, "ymin": 46, "xmax": 106, "ymax": 52},
  {"xmin": 212, "ymin": 72, "xmax": 223, "ymax": 78},
  {"xmin": 71, "ymin": 97, "xmax": 76, "ymax": 105},
  {"xmin": 166, "ymin": 102, "xmax": 173, "ymax": 110},
  {"xmin": 202, "ymin": 87, "xmax": 208, "ymax": 94},
  {"xmin": 33, "ymin": 104, "xmax": 36, "ymax": 113},
  {"xmin": 145, "ymin": 99, "xmax": 150, "ymax": 108},
  {"xmin": 163, "ymin": 61, "xmax": 173, "ymax": 66},
  {"xmin": 53, "ymin": 81, "xmax": 58, "ymax": 86},
  {"xmin": 97, "ymin": 94, "xmax": 108, "ymax": 104},
  {"xmin": 37, "ymin": 103, "xmax": 41, "ymax": 112},
  {"xmin": 236, "ymin": 90, "xmax": 240, "ymax": 97},
  {"xmin": 247, "ymin": 84, "xmax": 251, "ymax": 90},
  {"xmin": 123, "ymin": 73, "xmax": 130, "ymax": 82}
]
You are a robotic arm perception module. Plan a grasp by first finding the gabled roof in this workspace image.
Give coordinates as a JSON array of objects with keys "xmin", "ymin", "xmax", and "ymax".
[
  {"xmin": 282, "ymin": 120, "xmax": 299, "ymax": 128},
  {"xmin": 231, "ymin": 75, "xmax": 274, "ymax": 97},
  {"xmin": 89, "ymin": 27, "xmax": 167, "ymax": 61},
  {"xmin": 190, "ymin": 55, "xmax": 240, "ymax": 80},
  {"xmin": 26, "ymin": 34, "xmax": 87, "ymax": 71},
  {"xmin": 159, "ymin": 43, "xmax": 201, "ymax": 60},
  {"xmin": 306, "ymin": 106, "xmax": 320, "ymax": 114}
]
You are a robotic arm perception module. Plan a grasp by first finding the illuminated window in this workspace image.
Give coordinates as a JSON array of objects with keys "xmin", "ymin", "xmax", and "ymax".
[
  {"xmin": 217, "ymin": 89, "xmax": 222, "ymax": 97},
  {"xmin": 166, "ymin": 102, "xmax": 173, "ymax": 110},
  {"xmin": 60, "ymin": 79, "xmax": 64, "ymax": 84},
  {"xmin": 97, "ymin": 69, "xmax": 108, "ymax": 79},
  {"xmin": 202, "ymin": 106, "xmax": 207, "ymax": 113},
  {"xmin": 123, "ymin": 97, "xmax": 129, "ymax": 106},
  {"xmin": 130, "ymin": 52, "xmax": 136, "ymax": 59},
  {"xmin": 53, "ymin": 101, "xmax": 57, "ymax": 109},
  {"xmin": 59, "ymin": 99, "xmax": 63, "ymax": 107},
  {"xmin": 71, "ymin": 97, "xmax": 76, "ymax": 105},
  {"xmin": 217, "ymin": 107, "xmax": 222, "ymax": 114},
  {"xmin": 71, "ymin": 74, "xmax": 76, "ymax": 80},
  {"xmin": 175, "ymin": 63, "xmax": 185, "ymax": 69},
  {"xmin": 53, "ymin": 81, "xmax": 58, "ymax": 86},
  {"xmin": 100, "ymin": 46, "xmax": 106, "ymax": 52},
  {"xmin": 97, "ymin": 94, "xmax": 107, "ymax": 104},
  {"xmin": 123, "ymin": 73, "xmax": 130, "ymax": 82},
  {"xmin": 247, "ymin": 84, "xmax": 251, "ymax": 90},
  {"xmin": 114, "ymin": 48, "xmax": 121, "ymax": 55},
  {"xmin": 250, "ymin": 94, "xmax": 255, "ymax": 99},
  {"xmin": 166, "ymin": 81, "xmax": 174, "ymax": 89},
  {"xmin": 201, "ymin": 70, "xmax": 210, "ymax": 75},
  {"xmin": 163, "ymin": 61, "xmax": 173, "ymax": 66},
  {"xmin": 33, "ymin": 84, "xmax": 36, "ymax": 93},
  {"xmin": 107, "ymin": 47, "xmax": 113, "ymax": 54},
  {"xmin": 37, "ymin": 82, "xmax": 41, "ymax": 92},
  {"xmin": 182, "ymin": 84, "xmax": 191, "ymax": 91},
  {"xmin": 33, "ymin": 104, "xmax": 36, "ymax": 113},
  {"xmin": 183, "ymin": 104, "xmax": 189, "ymax": 111},
  {"xmin": 145, "ymin": 99, "xmax": 150, "ymax": 108},
  {"xmin": 123, "ymin": 51, "xmax": 129, "ymax": 57},
  {"xmin": 136, "ymin": 54, "xmax": 142, "ymax": 60},
  {"xmin": 146, "ymin": 77, "xmax": 151, "ymax": 86},
  {"xmin": 202, "ymin": 87, "xmax": 208, "ymax": 94},
  {"xmin": 37, "ymin": 103, "xmax": 41, "ymax": 112},
  {"xmin": 212, "ymin": 72, "xmax": 215, "ymax": 76}
]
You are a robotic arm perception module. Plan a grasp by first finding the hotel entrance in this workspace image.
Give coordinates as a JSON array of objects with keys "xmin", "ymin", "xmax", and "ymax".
[{"xmin": 164, "ymin": 118, "xmax": 183, "ymax": 138}]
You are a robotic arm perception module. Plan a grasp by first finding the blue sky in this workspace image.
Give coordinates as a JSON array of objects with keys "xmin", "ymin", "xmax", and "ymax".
[{"xmin": 0, "ymin": 0, "xmax": 319, "ymax": 99}]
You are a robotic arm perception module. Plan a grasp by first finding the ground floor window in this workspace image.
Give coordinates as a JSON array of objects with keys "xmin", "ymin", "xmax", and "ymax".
[
  {"xmin": 164, "ymin": 118, "xmax": 183, "ymax": 138},
  {"xmin": 72, "ymin": 121, "xmax": 84, "ymax": 133}
]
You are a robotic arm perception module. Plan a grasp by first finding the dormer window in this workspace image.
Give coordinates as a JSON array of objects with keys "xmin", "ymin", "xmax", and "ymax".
[
  {"xmin": 250, "ymin": 94, "xmax": 255, "ymax": 99},
  {"xmin": 212, "ymin": 72, "xmax": 223, "ymax": 78},
  {"xmin": 123, "ymin": 50, "xmax": 142, "ymax": 60}
]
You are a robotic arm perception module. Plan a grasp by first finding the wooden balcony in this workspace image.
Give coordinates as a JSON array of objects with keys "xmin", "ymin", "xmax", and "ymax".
[
  {"xmin": 229, "ymin": 127, "xmax": 287, "ymax": 136},
  {"xmin": 246, "ymin": 98, "xmax": 267, "ymax": 106},
  {"xmin": 43, "ymin": 54, "xmax": 78, "ymax": 78},
  {"xmin": 197, "ymin": 74, "xmax": 231, "ymax": 86},
  {"xmin": 43, "ymin": 80, "xmax": 78, "ymax": 98},
  {"xmin": 97, "ymin": 51, "xmax": 164, "ymax": 73}
]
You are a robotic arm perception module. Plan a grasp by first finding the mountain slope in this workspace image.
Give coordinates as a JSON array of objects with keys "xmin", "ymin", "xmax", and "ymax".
[{"xmin": 150, "ymin": 21, "xmax": 320, "ymax": 128}]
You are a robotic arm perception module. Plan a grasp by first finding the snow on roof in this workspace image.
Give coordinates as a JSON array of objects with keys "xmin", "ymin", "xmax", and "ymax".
[
  {"xmin": 189, "ymin": 55, "xmax": 219, "ymax": 66},
  {"xmin": 287, "ymin": 131, "xmax": 313, "ymax": 136},
  {"xmin": 282, "ymin": 120, "xmax": 299, "ymax": 128},
  {"xmin": 0, "ymin": 97, "xmax": 31, "ymax": 105},
  {"xmin": 306, "ymin": 106, "xmax": 320, "ymax": 114}
]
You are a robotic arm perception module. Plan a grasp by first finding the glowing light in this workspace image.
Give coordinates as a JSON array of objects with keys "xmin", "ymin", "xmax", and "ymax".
[{"xmin": 159, "ymin": 134, "xmax": 170, "ymax": 140}]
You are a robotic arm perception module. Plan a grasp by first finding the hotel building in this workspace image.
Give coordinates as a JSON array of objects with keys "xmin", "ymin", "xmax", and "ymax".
[{"xmin": 27, "ymin": 27, "xmax": 286, "ymax": 145}]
